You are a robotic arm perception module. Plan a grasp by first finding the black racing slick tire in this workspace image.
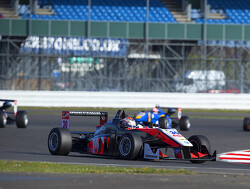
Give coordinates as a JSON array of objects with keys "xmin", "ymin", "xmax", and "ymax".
[
  {"xmin": 118, "ymin": 133, "xmax": 142, "ymax": 160},
  {"xmin": 0, "ymin": 111, "xmax": 7, "ymax": 128},
  {"xmin": 159, "ymin": 117, "xmax": 169, "ymax": 129},
  {"xmin": 243, "ymin": 118, "xmax": 250, "ymax": 131},
  {"xmin": 16, "ymin": 111, "xmax": 28, "ymax": 128},
  {"xmin": 179, "ymin": 116, "xmax": 191, "ymax": 131},
  {"xmin": 188, "ymin": 135, "xmax": 211, "ymax": 164},
  {"xmin": 48, "ymin": 128, "xmax": 72, "ymax": 156}
]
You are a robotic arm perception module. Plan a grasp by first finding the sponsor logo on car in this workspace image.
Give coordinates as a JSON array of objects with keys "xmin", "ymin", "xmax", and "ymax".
[
  {"xmin": 62, "ymin": 111, "xmax": 70, "ymax": 119},
  {"xmin": 174, "ymin": 148, "xmax": 181, "ymax": 155},
  {"xmin": 174, "ymin": 148, "xmax": 182, "ymax": 158},
  {"xmin": 184, "ymin": 141, "xmax": 191, "ymax": 144},
  {"xmin": 62, "ymin": 111, "xmax": 70, "ymax": 129},
  {"xmin": 145, "ymin": 154, "xmax": 159, "ymax": 159},
  {"xmin": 169, "ymin": 130, "xmax": 183, "ymax": 137}
]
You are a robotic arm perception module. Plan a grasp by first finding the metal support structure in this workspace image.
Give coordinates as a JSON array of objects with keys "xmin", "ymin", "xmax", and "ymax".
[
  {"xmin": 87, "ymin": 0, "xmax": 91, "ymax": 38},
  {"xmin": 146, "ymin": 0, "xmax": 149, "ymax": 55},
  {"xmin": 203, "ymin": 0, "xmax": 208, "ymax": 91},
  {"xmin": 0, "ymin": 38, "xmax": 249, "ymax": 93}
]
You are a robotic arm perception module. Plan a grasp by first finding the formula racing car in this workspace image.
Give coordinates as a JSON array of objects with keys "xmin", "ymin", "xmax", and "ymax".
[
  {"xmin": 243, "ymin": 117, "xmax": 250, "ymax": 131},
  {"xmin": 48, "ymin": 109, "xmax": 216, "ymax": 163},
  {"xmin": 134, "ymin": 105, "xmax": 191, "ymax": 131},
  {"xmin": 0, "ymin": 99, "xmax": 28, "ymax": 128}
]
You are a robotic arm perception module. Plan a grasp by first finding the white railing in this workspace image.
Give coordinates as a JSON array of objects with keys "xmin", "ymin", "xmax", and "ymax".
[{"xmin": 1, "ymin": 90, "xmax": 250, "ymax": 110}]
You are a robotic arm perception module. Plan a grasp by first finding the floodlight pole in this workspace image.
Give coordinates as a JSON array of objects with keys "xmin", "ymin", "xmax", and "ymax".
[{"xmin": 29, "ymin": 0, "xmax": 32, "ymax": 35}]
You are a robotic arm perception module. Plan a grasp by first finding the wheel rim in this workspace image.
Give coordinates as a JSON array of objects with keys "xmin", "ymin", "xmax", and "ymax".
[
  {"xmin": 119, "ymin": 136, "xmax": 132, "ymax": 156},
  {"xmin": 24, "ymin": 115, "xmax": 28, "ymax": 125},
  {"xmin": 3, "ymin": 113, "xmax": 7, "ymax": 125},
  {"xmin": 165, "ymin": 119, "xmax": 170, "ymax": 128},
  {"xmin": 49, "ymin": 132, "xmax": 59, "ymax": 151},
  {"xmin": 186, "ymin": 120, "xmax": 191, "ymax": 129}
]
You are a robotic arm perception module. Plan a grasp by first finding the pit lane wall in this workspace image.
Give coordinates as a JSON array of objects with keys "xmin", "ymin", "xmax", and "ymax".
[{"xmin": 1, "ymin": 90, "xmax": 250, "ymax": 110}]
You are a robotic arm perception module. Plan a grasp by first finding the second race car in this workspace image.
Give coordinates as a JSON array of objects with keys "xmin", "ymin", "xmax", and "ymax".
[
  {"xmin": 134, "ymin": 105, "xmax": 191, "ymax": 131},
  {"xmin": 243, "ymin": 117, "xmax": 250, "ymax": 131},
  {"xmin": 0, "ymin": 99, "xmax": 28, "ymax": 128},
  {"xmin": 48, "ymin": 109, "xmax": 215, "ymax": 163}
]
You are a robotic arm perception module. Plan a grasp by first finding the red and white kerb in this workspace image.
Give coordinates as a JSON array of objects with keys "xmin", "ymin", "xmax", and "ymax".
[{"xmin": 218, "ymin": 149, "xmax": 250, "ymax": 164}]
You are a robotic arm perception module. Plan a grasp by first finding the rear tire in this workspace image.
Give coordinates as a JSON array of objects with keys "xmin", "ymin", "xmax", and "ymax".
[
  {"xmin": 179, "ymin": 116, "xmax": 191, "ymax": 131},
  {"xmin": 48, "ymin": 128, "xmax": 72, "ymax": 155},
  {"xmin": 159, "ymin": 117, "xmax": 169, "ymax": 129},
  {"xmin": 118, "ymin": 133, "xmax": 142, "ymax": 160},
  {"xmin": 243, "ymin": 118, "xmax": 250, "ymax": 131},
  {"xmin": 0, "ymin": 111, "xmax": 7, "ymax": 128},
  {"xmin": 16, "ymin": 111, "xmax": 28, "ymax": 128},
  {"xmin": 188, "ymin": 135, "xmax": 210, "ymax": 164}
]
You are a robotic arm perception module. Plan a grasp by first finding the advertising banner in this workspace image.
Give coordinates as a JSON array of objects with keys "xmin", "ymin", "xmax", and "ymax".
[{"xmin": 20, "ymin": 36, "xmax": 129, "ymax": 57}]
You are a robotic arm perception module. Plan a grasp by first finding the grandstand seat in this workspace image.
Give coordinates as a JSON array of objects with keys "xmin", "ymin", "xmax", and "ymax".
[
  {"xmin": 21, "ymin": 0, "xmax": 177, "ymax": 23},
  {"xmin": 197, "ymin": 0, "xmax": 250, "ymax": 25}
]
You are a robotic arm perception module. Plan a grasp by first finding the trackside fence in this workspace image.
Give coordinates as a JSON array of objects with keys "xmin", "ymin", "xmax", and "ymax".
[{"xmin": 1, "ymin": 90, "xmax": 250, "ymax": 110}]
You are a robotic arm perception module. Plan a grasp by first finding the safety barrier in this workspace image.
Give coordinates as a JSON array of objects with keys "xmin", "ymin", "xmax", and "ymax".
[{"xmin": 1, "ymin": 90, "xmax": 250, "ymax": 110}]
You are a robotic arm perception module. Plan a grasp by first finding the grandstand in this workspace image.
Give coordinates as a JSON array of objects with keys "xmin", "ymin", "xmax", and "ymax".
[
  {"xmin": 20, "ymin": 0, "xmax": 177, "ymax": 23},
  {"xmin": 0, "ymin": 0, "xmax": 249, "ymax": 92},
  {"xmin": 0, "ymin": 0, "xmax": 249, "ymax": 24},
  {"xmin": 12, "ymin": 0, "xmax": 250, "ymax": 25},
  {"xmin": 197, "ymin": 0, "xmax": 250, "ymax": 24}
]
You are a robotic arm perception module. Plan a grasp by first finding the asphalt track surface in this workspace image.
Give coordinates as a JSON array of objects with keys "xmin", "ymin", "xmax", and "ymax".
[{"xmin": 1, "ymin": 110, "xmax": 250, "ymax": 188}]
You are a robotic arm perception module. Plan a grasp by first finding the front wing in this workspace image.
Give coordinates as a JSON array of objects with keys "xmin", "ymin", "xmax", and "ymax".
[{"xmin": 144, "ymin": 143, "xmax": 216, "ymax": 162}]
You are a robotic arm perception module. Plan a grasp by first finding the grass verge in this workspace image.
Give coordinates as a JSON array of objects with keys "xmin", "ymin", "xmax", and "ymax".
[{"xmin": 0, "ymin": 160, "xmax": 192, "ymax": 175}]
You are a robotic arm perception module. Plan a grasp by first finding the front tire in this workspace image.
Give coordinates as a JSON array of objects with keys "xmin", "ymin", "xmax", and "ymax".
[
  {"xmin": 188, "ymin": 135, "xmax": 210, "ymax": 164},
  {"xmin": 16, "ymin": 111, "xmax": 28, "ymax": 128},
  {"xmin": 118, "ymin": 133, "xmax": 142, "ymax": 160},
  {"xmin": 0, "ymin": 111, "xmax": 7, "ymax": 128},
  {"xmin": 243, "ymin": 118, "xmax": 250, "ymax": 131},
  {"xmin": 48, "ymin": 128, "xmax": 72, "ymax": 155},
  {"xmin": 179, "ymin": 116, "xmax": 191, "ymax": 131}
]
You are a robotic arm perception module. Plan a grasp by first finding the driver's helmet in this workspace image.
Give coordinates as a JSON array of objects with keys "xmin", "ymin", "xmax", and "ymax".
[
  {"xmin": 121, "ymin": 117, "xmax": 136, "ymax": 128},
  {"xmin": 151, "ymin": 107, "xmax": 159, "ymax": 114}
]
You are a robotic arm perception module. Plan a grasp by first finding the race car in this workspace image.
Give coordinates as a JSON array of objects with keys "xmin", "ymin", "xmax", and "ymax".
[
  {"xmin": 134, "ymin": 105, "xmax": 191, "ymax": 131},
  {"xmin": 0, "ymin": 99, "xmax": 28, "ymax": 128},
  {"xmin": 243, "ymin": 117, "xmax": 250, "ymax": 131},
  {"xmin": 48, "ymin": 109, "xmax": 216, "ymax": 163}
]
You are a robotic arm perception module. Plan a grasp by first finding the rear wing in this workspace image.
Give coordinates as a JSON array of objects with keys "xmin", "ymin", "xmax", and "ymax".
[
  {"xmin": 0, "ymin": 99, "xmax": 17, "ymax": 116},
  {"xmin": 156, "ymin": 105, "xmax": 182, "ymax": 120},
  {"xmin": 62, "ymin": 111, "xmax": 108, "ymax": 129}
]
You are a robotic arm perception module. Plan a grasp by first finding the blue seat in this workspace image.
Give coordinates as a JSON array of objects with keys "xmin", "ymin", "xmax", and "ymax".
[
  {"xmin": 206, "ymin": 0, "xmax": 250, "ymax": 25},
  {"xmin": 31, "ymin": 0, "xmax": 178, "ymax": 23}
]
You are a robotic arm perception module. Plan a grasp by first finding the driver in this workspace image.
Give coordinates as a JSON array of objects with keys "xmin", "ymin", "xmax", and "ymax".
[
  {"xmin": 151, "ymin": 107, "xmax": 159, "ymax": 114},
  {"xmin": 121, "ymin": 117, "xmax": 137, "ymax": 129}
]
